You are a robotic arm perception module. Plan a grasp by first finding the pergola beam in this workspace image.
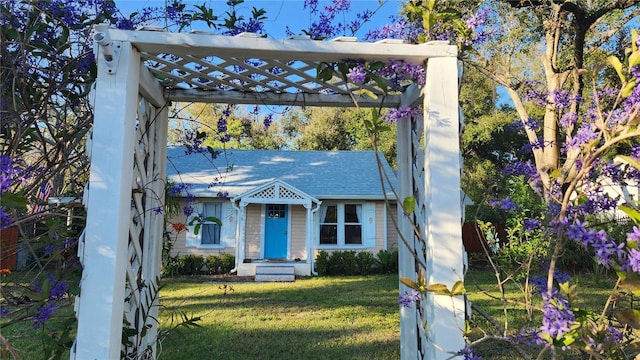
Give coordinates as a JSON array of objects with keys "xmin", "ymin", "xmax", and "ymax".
[
  {"xmin": 166, "ymin": 88, "xmax": 403, "ymax": 107},
  {"xmin": 108, "ymin": 29, "xmax": 457, "ymax": 64}
]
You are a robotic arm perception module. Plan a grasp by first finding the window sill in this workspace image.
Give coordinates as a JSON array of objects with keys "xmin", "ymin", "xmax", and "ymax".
[
  {"xmin": 189, "ymin": 244, "xmax": 225, "ymax": 249},
  {"xmin": 317, "ymin": 244, "xmax": 368, "ymax": 249}
]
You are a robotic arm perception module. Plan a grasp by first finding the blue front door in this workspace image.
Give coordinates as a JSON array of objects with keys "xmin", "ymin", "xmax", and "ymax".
[{"xmin": 264, "ymin": 204, "xmax": 288, "ymax": 259}]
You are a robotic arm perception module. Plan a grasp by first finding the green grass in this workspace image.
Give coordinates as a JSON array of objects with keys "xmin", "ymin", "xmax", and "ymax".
[
  {"xmin": 157, "ymin": 275, "xmax": 400, "ymax": 360},
  {"xmin": 1, "ymin": 270, "xmax": 621, "ymax": 359}
]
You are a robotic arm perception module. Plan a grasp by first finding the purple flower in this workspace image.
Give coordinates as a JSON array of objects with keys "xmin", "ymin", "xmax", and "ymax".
[
  {"xmin": 347, "ymin": 65, "xmax": 367, "ymax": 85},
  {"xmin": 565, "ymin": 124, "xmax": 599, "ymax": 150},
  {"xmin": 522, "ymin": 117, "xmax": 541, "ymax": 131},
  {"xmin": 43, "ymin": 244, "xmax": 58, "ymax": 257},
  {"xmin": 540, "ymin": 289, "xmax": 574, "ymax": 340},
  {"xmin": 627, "ymin": 226, "xmax": 640, "ymax": 242},
  {"xmin": 365, "ymin": 17, "xmax": 423, "ymax": 43},
  {"xmin": 628, "ymin": 249, "xmax": 640, "ymax": 273},
  {"xmin": 332, "ymin": 0, "xmax": 350, "ymax": 11},
  {"xmin": 551, "ymin": 89, "xmax": 572, "ymax": 110},
  {"xmin": 509, "ymin": 327, "xmax": 544, "ymax": 346},
  {"xmin": 489, "ymin": 197, "xmax": 520, "ymax": 212},
  {"xmin": 398, "ymin": 289, "xmax": 421, "ymax": 308},
  {"xmin": 458, "ymin": 347, "xmax": 482, "ymax": 360},
  {"xmin": 559, "ymin": 112, "xmax": 578, "ymax": 128},
  {"xmin": 0, "ymin": 207, "xmax": 12, "ymax": 230},
  {"xmin": 32, "ymin": 302, "xmax": 58, "ymax": 328},
  {"xmin": 169, "ymin": 182, "xmax": 190, "ymax": 196},
  {"xmin": 523, "ymin": 219, "xmax": 542, "ymax": 232},
  {"xmin": 503, "ymin": 161, "xmax": 538, "ymax": 179},
  {"xmin": 183, "ymin": 205, "xmax": 194, "ymax": 216},
  {"xmin": 263, "ymin": 114, "xmax": 274, "ymax": 128},
  {"xmin": 383, "ymin": 106, "xmax": 421, "ymax": 123},
  {"xmin": 49, "ymin": 278, "xmax": 69, "ymax": 299},
  {"xmin": 0, "ymin": 306, "xmax": 9, "ymax": 317}
]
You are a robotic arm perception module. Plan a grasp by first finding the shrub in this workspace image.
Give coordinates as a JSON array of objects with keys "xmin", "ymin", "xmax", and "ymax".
[
  {"xmin": 341, "ymin": 251, "xmax": 358, "ymax": 275},
  {"xmin": 219, "ymin": 253, "xmax": 235, "ymax": 274},
  {"xmin": 374, "ymin": 249, "xmax": 398, "ymax": 274},
  {"xmin": 179, "ymin": 255, "xmax": 205, "ymax": 275},
  {"xmin": 356, "ymin": 251, "xmax": 375, "ymax": 275},
  {"xmin": 315, "ymin": 250, "xmax": 330, "ymax": 275},
  {"xmin": 327, "ymin": 251, "xmax": 344, "ymax": 275},
  {"xmin": 205, "ymin": 255, "xmax": 223, "ymax": 274},
  {"xmin": 315, "ymin": 250, "xmax": 378, "ymax": 276},
  {"xmin": 162, "ymin": 255, "xmax": 182, "ymax": 276}
]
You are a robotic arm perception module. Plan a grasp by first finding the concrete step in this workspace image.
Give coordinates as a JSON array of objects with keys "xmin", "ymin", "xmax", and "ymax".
[{"xmin": 255, "ymin": 265, "xmax": 295, "ymax": 282}]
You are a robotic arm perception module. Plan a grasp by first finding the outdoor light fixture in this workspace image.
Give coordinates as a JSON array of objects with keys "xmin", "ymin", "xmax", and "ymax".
[{"xmin": 93, "ymin": 31, "xmax": 114, "ymax": 63}]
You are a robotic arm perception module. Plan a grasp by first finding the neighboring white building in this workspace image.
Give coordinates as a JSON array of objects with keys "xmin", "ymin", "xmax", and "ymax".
[{"xmin": 166, "ymin": 147, "xmax": 398, "ymax": 276}]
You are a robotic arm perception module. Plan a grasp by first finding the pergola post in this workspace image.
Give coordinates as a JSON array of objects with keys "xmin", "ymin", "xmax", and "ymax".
[
  {"xmin": 422, "ymin": 56, "xmax": 466, "ymax": 359},
  {"xmin": 74, "ymin": 40, "xmax": 140, "ymax": 358},
  {"xmin": 397, "ymin": 85, "xmax": 420, "ymax": 359}
]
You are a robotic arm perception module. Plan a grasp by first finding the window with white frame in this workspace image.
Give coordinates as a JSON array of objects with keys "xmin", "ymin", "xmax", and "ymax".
[
  {"xmin": 201, "ymin": 202, "xmax": 222, "ymax": 245},
  {"xmin": 319, "ymin": 203, "xmax": 363, "ymax": 246}
]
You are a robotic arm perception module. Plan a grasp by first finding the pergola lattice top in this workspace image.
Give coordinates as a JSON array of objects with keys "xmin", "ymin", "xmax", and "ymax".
[{"xmin": 96, "ymin": 25, "xmax": 457, "ymax": 107}]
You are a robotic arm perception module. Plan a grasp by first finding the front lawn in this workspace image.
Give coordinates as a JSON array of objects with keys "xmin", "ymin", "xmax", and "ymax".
[
  {"xmin": 1, "ymin": 270, "xmax": 620, "ymax": 359},
  {"xmin": 157, "ymin": 275, "xmax": 400, "ymax": 360}
]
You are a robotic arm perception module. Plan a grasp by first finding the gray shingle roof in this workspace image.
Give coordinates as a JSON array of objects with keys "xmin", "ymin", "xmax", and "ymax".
[{"xmin": 166, "ymin": 147, "xmax": 397, "ymax": 200}]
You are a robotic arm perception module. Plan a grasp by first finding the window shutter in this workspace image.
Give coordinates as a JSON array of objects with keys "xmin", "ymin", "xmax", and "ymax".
[
  {"xmin": 220, "ymin": 201, "xmax": 236, "ymax": 247},
  {"xmin": 185, "ymin": 202, "xmax": 203, "ymax": 247},
  {"xmin": 363, "ymin": 202, "xmax": 376, "ymax": 248}
]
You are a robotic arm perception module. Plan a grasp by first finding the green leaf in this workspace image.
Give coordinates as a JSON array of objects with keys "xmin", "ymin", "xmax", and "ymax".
[
  {"xmin": 403, "ymin": 196, "xmax": 416, "ymax": 215},
  {"xmin": 422, "ymin": 13, "xmax": 436, "ymax": 32},
  {"xmin": 353, "ymin": 89, "xmax": 377, "ymax": 99},
  {"xmin": 317, "ymin": 64, "xmax": 334, "ymax": 82},
  {"xmin": 622, "ymin": 79, "xmax": 637, "ymax": 98},
  {"xmin": 368, "ymin": 61, "xmax": 385, "ymax": 71},
  {"xmin": 616, "ymin": 309, "xmax": 640, "ymax": 329},
  {"xmin": 451, "ymin": 281, "xmax": 465, "ymax": 296},
  {"xmin": 426, "ymin": 283, "xmax": 450, "ymax": 296},
  {"xmin": 400, "ymin": 277, "xmax": 419, "ymax": 290},
  {"xmin": 618, "ymin": 155, "xmax": 640, "ymax": 170},
  {"xmin": 203, "ymin": 216, "xmax": 222, "ymax": 226},
  {"xmin": 370, "ymin": 74, "xmax": 389, "ymax": 94},
  {"xmin": 618, "ymin": 205, "xmax": 640, "ymax": 224},
  {"xmin": 629, "ymin": 50, "xmax": 640, "ymax": 69},
  {"xmin": 0, "ymin": 192, "xmax": 28, "ymax": 211},
  {"xmin": 620, "ymin": 272, "xmax": 640, "ymax": 296},
  {"xmin": 608, "ymin": 55, "xmax": 626, "ymax": 82},
  {"xmin": 193, "ymin": 223, "xmax": 201, "ymax": 236}
]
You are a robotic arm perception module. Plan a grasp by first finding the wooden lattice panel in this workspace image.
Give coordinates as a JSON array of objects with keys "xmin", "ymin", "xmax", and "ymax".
[
  {"xmin": 250, "ymin": 185, "xmax": 276, "ymax": 199},
  {"xmin": 141, "ymin": 51, "xmax": 384, "ymax": 96},
  {"xmin": 278, "ymin": 186, "xmax": 305, "ymax": 200},
  {"xmin": 123, "ymin": 96, "xmax": 163, "ymax": 359}
]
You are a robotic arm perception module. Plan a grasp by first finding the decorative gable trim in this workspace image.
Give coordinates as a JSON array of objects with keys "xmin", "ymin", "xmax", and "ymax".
[{"xmin": 232, "ymin": 179, "xmax": 319, "ymax": 206}]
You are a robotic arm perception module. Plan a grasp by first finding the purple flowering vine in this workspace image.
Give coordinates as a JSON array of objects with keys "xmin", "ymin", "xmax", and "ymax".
[
  {"xmin": 398, "ymin": 289, "xmax": 421, "ymax": 308},
  {"xmin": 383, "ymin": 106, "xmax": 421, "ymax": 123},
  {"xmin": 540, "ymin": 289, "xmax": 575, "ymax": 340}
]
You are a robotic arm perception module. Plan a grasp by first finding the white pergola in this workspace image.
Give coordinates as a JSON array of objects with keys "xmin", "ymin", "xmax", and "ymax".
[{"xmin": 73, "ymin": 23, "xmax": 466, "ymax": 359}]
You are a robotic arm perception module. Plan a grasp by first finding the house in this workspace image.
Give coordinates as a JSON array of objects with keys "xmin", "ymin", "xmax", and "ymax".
[{"xmin": 166, "ymin": 147, "xmax": 399, "ymax": 277}]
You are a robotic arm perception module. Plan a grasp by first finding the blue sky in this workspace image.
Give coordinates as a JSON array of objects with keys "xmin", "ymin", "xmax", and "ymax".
[{"xmin": 115, "ymin": 0, "xmax": 404, "ymax": 39}]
